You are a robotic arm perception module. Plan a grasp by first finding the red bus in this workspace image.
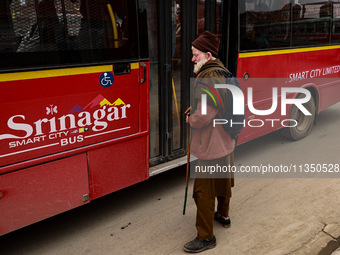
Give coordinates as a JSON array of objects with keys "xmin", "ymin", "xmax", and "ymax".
[{"xmin": 1, "ymin": 0, "xmax": 340, "ymax": 235}]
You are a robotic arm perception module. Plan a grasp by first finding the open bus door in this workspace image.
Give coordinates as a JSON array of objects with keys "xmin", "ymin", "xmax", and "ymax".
[
  {"xmin": 148, "ymin": 0, "xmax": 190, "ymax": 171},
  {"xmin": 147, "ymin": 0, "xmax": 237, "ymax": 174}
]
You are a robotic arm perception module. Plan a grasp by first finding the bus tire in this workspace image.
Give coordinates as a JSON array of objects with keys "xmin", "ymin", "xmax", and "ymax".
[{"xmin": 281, "ymin": 93, "xmax": 316, "ymax": 140}]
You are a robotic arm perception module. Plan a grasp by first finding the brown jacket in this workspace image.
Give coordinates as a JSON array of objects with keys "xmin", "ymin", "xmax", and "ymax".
[{"xmin": 190, "ymin": 59, "xmax": 235, "ymax": 160}]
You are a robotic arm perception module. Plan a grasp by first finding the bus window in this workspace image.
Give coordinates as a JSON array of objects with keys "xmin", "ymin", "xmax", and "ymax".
[
  {"xmin": 16, "ymin": 0, "xmax": 64, "ymax": 53},
  {"xmin": 146, "ymin": 0, "xmax": 160, "ymax": 159},
  {"xmin": 1, "ymin": 0, "xmax": 139, "ymax": 70},
  {"xmin": 292, "ymin": 1, "xmax": 331, "ymax": 46},
  {"xmin": 197, "ymin": 0, "xmax": 205, "ymax": 35},
  {"xmin": 0, "ymin": 0, "xmax": 17, "ymax": 53},
  {"xmin": 215, "ymin": 0, "xmax": 223, "ymax": 39},
  {"xmin": 240, "ymin": 0, "xmax": 291, "ymax": 51},
  {"xmin": 68, "ymin": 0, "xmax": 130, "ymax": 50}
]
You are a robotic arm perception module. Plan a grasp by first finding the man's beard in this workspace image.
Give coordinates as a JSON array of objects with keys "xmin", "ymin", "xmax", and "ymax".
[{"xmin": 193, "ymin": 58, "xmax": 208, "ymax": 74}]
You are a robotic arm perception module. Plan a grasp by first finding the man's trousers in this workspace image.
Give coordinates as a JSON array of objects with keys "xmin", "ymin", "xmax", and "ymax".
[{"xmin": 193, "ymin": 153, "xmax": 234, "ymax": 240}]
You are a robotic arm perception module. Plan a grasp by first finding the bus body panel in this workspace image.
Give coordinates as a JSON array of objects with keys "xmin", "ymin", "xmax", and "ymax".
[
  {"xmin": 238, "ymin": 47, "xmax": 340, "ymax": 111},
  {"xmin": 87, "ymin": 62, "xmax": 150, "ymax": 200},
  {"xmin": 0, "ymin": 62, "xmax": 149, "ymax": 234},
  {"xmin": 88, "ymin": 135, "xmax": 148, "ymax": 200},
  {"xmin": 237, "ymin": 46, "xmax": 340, "ymax": 144},
  {"xmin": 0, "ymin": 153, "xmax": 89, "ymax": 236},
  {"xmin": 139, "ymin": 62, "xmax": 150, "ymax": 134},
  {"xmin": 0, "ymin": 64, "xmax": 140, "ymax": 168}
]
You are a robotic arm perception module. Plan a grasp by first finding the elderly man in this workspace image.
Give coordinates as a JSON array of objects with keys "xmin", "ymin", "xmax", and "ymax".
[{"xmin": 184, "ymin": 31, "xmax": 235, "ymax": 253}]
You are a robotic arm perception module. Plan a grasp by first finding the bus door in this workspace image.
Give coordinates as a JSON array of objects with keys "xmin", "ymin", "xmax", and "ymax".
[
  {"xmin": 147, "ymin": 0, "xmax": 200, "ymax": 169},
  {"xmin": 148, "ymin": 0, "xmax": 190, "ymax": 168},
  {"xmin": 147, "ymin": 0, "xmax": 236, "ymax": 170}
]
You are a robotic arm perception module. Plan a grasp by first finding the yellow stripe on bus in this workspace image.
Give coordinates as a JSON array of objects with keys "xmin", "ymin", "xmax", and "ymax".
[
  {"xmin": 0, "ymin": 65, "xmax": 113, "ymax": 82},
  {"xmin": 238, "ymin": 45, "xmax": 340, "ymax": 58},
  {"xmin": 131, "ymin": 63, "xmax": 139, "ymax": 69}
]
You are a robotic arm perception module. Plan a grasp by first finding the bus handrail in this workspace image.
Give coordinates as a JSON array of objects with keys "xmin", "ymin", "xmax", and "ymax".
[{"xmin": 107, "ymin": 4, "xmax": 119, "ymax": 48}]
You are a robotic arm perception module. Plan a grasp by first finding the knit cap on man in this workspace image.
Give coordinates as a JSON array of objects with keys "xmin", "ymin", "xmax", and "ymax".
[{"xmin": 192, "ymin": 31, "xmax": 220, "ymax": 58}]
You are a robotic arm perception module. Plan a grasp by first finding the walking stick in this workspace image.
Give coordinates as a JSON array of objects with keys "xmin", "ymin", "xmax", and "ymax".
[
  {"xmin": 172, "ymin": 78, "xmax": 181, "ymax": 128},
  {"xmin": 183, "ymin": 107, "xmax": 191, "ymax": 215}
]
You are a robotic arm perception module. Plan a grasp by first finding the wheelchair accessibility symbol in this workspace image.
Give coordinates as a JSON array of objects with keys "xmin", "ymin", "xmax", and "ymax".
[{"xmin": 99, "ymin": 72, "xmax": 114, "ymax": 88}]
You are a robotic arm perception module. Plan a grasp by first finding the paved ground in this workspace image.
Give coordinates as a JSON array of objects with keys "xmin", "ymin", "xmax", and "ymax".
[{"xmin": 1, "ymin": 103, "xmax": 340, "ymax": 255}]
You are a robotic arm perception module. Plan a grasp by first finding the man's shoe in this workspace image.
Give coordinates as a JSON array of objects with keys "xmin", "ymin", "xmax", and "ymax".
[
  {"xmin": 183, "ymin": 236, "xmax": 216, "ymax": 253},
  {"xmin": 214, "ymin": 212, "xmax": 231, "ymax": 228}
]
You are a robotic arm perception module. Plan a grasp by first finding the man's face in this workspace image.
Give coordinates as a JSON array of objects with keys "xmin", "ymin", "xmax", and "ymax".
[{"xmin": 192, "ymin": 47, "xmax": 208, "ymax": 74}]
